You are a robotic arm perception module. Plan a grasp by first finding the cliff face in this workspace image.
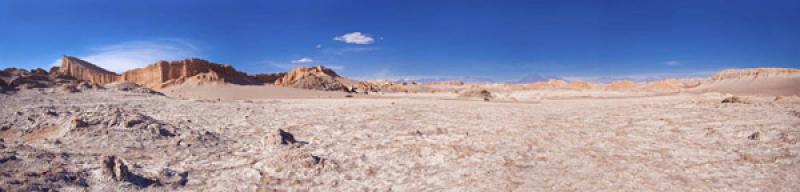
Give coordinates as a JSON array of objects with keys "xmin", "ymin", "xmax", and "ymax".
[
  {"xmin": 711, "ymin": 68, "xmax": 800, "ymax": 80},
  {"xmin": 59, "ymin": 56, "xmax": 119, "ymax": 84},
  {"xmin": 120, "ymin": 58, "xmax": 256, "ymax": 89},
  {"xmin": 253, "ymin": 72, "xmax": 287, "ymax": 84}
]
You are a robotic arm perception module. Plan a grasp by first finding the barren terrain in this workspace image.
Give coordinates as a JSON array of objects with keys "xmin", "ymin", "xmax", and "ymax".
[{"xmin": 2, "ymin": 88, "xmax": 799, "ymax": 191}]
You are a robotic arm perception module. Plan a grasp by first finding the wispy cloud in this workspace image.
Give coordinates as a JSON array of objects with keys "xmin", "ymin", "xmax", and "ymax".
[
  {"xmin": 664, "ymin": 60, "xmax": 681, "ymax": 66},
  {"xmin": 322, "ymin": 47, "xmax": 379, "ymax": 55},
  {"xmin": 333, "ymin": 32, "xmax": 374, "ymax": 44},
  {"xmin": 271, "ymin": 58, "xmax": 344, "ymax": 71},
  {"xmin": 52, "ymin": 39, "xmax": 199, "ymax": 73},
  {"xmin": 291, "ymin": 57, "xmax": 313, "ymax": 64}
]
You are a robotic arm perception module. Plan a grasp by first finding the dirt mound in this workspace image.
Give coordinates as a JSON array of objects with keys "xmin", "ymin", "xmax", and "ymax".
[
  {"xmin": 274, "ymin": 66, "xmax": 358, "ymax": 91},
  {"xmin": 774, "ymin": 96, "xmax": 800, "ymax": 104},
  {"xmin": 458, "ymin": 89, "xmax": 493, "ymax": 100},
  {"xmin": 104, "ymin": 81, "xmax": 162, "ymax": 95}
]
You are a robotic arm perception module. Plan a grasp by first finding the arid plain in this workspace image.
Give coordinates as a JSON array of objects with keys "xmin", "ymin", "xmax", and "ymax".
[{"xmin": 1, "ymin": 57, "xmax": 799, "ymax": 191}]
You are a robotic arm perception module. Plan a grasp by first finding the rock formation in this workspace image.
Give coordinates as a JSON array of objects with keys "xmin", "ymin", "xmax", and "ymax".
[
  {"xmin": 566, "ymin": 80, "xmax": 592, "ymax": 90},
  {"xmin": 691, "ymin": 68, "xmax": 800, "ymax": 96},
  {"xmin": 458, "ymin": 89, "xmax": 493, "ymax": 100},
  {"xmin": 711, "ymin": 68, "xmax": 800, "ymax": 80},
  {"xmin": 253, "ymin": 72, "xmax": 287, "ymax": 84},
  {"xmin": 120, "ymin": 58, "xmax": 259, "ymax": 89},
  {"xmin": 274, "ymin": 66, "xmax": 359, "ymax": 91},
  {"xmin": 59, "ymin": 56, "xmax": 119, "ymax": 84},
  {"xmin": 606, "ymin": 80, "xmax": 638, "ymax": 91}
]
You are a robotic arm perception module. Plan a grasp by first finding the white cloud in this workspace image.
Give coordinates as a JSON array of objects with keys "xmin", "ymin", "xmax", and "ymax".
[
  {"xmin": 51, "ymin": 40, "xmax": 199, "ymax": 73},
  {"xmin": 291, "ymin": 57, "xmax": 313, "ymax": 64},
  {"xmin": 333, "ymin": 32, "xmax": 374, "ymax": 44},
  {"xmin": 664, "ymin": 60, "xmax": 681, "ymax": 66},
  {"xmin": 315, "ymin": 44, "xmax": 322, "ymax": 49}
]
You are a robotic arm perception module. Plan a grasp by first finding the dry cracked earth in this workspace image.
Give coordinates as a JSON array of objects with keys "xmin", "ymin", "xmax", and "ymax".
[{"xmin": 1, "ymin": 88, "xmax": 799, "ymax": 191}]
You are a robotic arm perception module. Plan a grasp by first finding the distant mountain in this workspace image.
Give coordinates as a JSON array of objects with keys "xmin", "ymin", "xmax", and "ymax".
[
  {"xmin": 399, "ymin": 76, "xmax": 496, "ymax": 84},
  {"xmin": 513, "ymin": 74, "xmax": 562, "ymax": 84}
]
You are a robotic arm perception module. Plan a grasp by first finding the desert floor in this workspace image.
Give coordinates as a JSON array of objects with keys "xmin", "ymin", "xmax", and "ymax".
[{"xmin": 1, "ymin": 89, "xmax": 799, "ymax": 191}]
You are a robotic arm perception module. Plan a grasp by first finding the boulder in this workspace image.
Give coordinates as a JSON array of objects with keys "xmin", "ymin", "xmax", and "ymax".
[
  {"xmin": 458, "ymin": 89, "xmax": 493, "ymax": 100},
  {"xmin": 721, "ymin": 96, "xmax": 750, "ymax": 104}
]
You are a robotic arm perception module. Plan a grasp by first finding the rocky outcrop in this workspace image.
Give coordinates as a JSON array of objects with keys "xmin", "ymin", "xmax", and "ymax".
[
  {"xmin": 606, "ymin": 80, "xmax": 638, "ymax": 91},
  {"xmin": 253, "ymin": 72, "xmax": 287, "ymax": 84},
  {"xmin": 0, "ymin": 67, "xmax": 96, "ymax": 93},
  {"xmin": 458, "ymin": 89, "xmax": 493, "ymax": 100},
  {"xmin": 423, "ymin": 81, "xmax": 465, "ymax": 86},
  {"xmin": 120, "ymin": 58, "xmax": 258, "ymax": 89},
  {"xmin": 566, "ymin": 80, "xmax": 592, "ymax": 90},
  {"xmin": 275, "ymin": 66, "xmax": 358, "ymax": 91},
  {"xmin": 59, "ymin": 56, "xmax": 119, "ymax": 85},
  {"xmin": 711, "ymin": 68, "xmax": 800, "ymax": 80}
]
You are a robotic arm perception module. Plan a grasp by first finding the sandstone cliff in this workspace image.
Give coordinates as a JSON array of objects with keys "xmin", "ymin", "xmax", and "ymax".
[
  {"xmin": 711, "ymin": 68, "xmax": 800, "ymax": 80},
  {"xmin": 120, "ymin": 58, "xmax": 258, "ymax": 89},
  {"xmin": 59, "ymin": 56, "xmax": 119, "ymax": 84}
]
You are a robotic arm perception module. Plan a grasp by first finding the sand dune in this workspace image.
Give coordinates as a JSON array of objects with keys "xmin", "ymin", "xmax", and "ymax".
[{"xmin": 690, "ymin": 70, "xmax": 800, "ymax": 96}]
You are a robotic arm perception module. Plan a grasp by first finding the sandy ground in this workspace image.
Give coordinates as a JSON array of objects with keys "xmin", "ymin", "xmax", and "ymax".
[
  {"xmin": 163, "ymin": 84, "xmax": 351, "ymax": 101},
  {"xmin": 1, "ymin": 88, "xmax": 800, "ymax": 191}
]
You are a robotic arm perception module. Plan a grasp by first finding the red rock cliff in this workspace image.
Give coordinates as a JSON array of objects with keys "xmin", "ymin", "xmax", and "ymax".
[
  {"xmin": 59, "ymin": 56, "xmax": 119, "ymax": 84},
  {"xmin": 120, "ymin": 58, "xmax": 255, "ymax": 89}
]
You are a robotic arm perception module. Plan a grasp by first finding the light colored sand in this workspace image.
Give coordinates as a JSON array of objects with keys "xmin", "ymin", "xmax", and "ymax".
[
  {"xmin": 163, "ymin": 84, "xmax": 351, "ymax": 100},
  {"xmin": 1, "ymin": 89, "xmax": 799, "ymax": 191}
]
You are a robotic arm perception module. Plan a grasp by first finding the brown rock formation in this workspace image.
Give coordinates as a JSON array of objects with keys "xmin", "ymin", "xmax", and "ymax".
[
  {"xmin": 711, "ymin": 68, "xmax": 800, "ymax": 80},
  {"xmin": 120, "ymin": 58, "xmax": 257, "ymax": 89},
  {"xmin": 59, "ymin": 56, "xmax": 119, "ymax": 84},
  {"xmin": 423, "ymin": 81, "xmax": 465, "ymax": 86},
  {"xmin": 692, "ymin": 68, "xmax": 799, "ymax": 96},
  {"xmin": 547, "ymin": 79, "xmax": 568, "ymax": 89},
  {"xmin": 253, "ymin": 72, "xmax": 287, "ymax": 84},
  {"xmin": 275, "ymin": 66, "xmax": 358, "ymax": 91},
  {"xmin": 606, "ymin": 80, "xmax": 638, "ymax": 91},
  {"xmin": 566, "ymin": 80, "xmax": 592, "ymax": 90}
]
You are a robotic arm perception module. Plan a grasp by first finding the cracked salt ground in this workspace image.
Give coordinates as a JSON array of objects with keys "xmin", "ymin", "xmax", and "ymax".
[{"xmin": 1, "ymin": 89, "xmax": 799, "ymax": 191}]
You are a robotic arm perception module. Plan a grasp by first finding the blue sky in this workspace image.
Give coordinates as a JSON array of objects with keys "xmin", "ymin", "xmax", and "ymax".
[{"xmin": 1, "ymin": 0, "xmax": 798, "ymax": 82}]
